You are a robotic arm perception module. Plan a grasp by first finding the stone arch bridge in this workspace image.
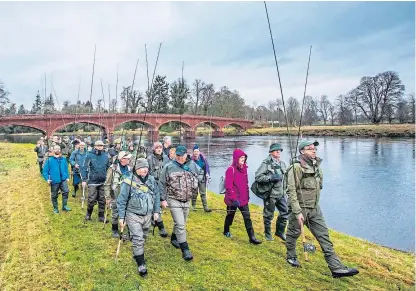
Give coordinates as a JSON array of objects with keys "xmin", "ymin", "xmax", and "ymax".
[{"xmin": 0, "ymin": 113, "xmax": 254, "ymax": 140}]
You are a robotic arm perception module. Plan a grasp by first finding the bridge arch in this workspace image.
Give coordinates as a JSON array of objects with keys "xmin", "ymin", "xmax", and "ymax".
[
  {"xmin": 193, "ymin": 121, "xmax": 221, "ymax": 131},
  {"xmin": 0, "ymin": 122, "xmax": 47, "ymax": 135},
  {"xmin": 51, "ymin": 120, "xmax": 107, "ymax": 135},
  {"xmin": 222, "ymin": 123, "xmax": 245, "ymax": 131},
  {"xmin": 157, "ymin": 120, "xmax": 192, "ymax": 131},
  {"xmin": 115, "ymin": 119, "xmax": 156, "ymax": 131}
]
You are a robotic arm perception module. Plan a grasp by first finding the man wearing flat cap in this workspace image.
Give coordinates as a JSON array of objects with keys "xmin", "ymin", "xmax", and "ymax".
[
  {"xmin": 159, "ymin": 145, "xmax": 203, "ymax": 261},
  {"xmin": 254, "ymin": 142, "xmax": 289, "ymax": 242},
  {"xmin": 285, "ymin": 140, "xmax": 359, "ymax": 278}
]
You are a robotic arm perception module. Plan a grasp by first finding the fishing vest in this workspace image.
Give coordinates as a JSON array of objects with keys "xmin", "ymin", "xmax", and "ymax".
[
  {"xmin": 166, "ymin": 162, "xmax": 199, "ymax": 202},
  {"xmin": 123, "ymin": 176, "xmax": 156, "ymax": 216}
]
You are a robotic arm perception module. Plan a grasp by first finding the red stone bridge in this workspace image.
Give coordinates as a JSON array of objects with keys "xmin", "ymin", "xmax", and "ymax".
[{"xmin": 0, "ymin": 113, "xmax": 254, "ymax": 140}]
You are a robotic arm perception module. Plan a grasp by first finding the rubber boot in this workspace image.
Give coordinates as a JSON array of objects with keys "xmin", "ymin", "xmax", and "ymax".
[
  {"xmin": 134, "ymin": 254, "xmax": 147, "ymax": 277},
  {"xmin": 52, "ymin": 197, "xmax": 59, "ymax": 214},
  {"xmin": 202, "ymin": 196, "xmax": 211, "ymax": 212},
  {"xmin": 62, "ymin": 196, "xmax": 71, "ymax": 211},
  {"xmin": 191, "ymin": 200, "xmax": 197, "ymax": 211},
  {"xmin": 264, "ymin": 224, "xmax": 274, "ymax": 241},
  {"xmin": 170, "ymin": 233, "xmax": 180, "ymax": 249},
  {"xmin": 331, "ymin": 267, "xmax": 359, "ymax": 278},
  {"xmin": 275, "ymin": 220, "xmax": 287, "ymax": 241},
  {"xmin": 85, "ymin": 206, "xmax": 93, "ymax": 220},
  {"xmin": 179, "ymin": 242, "xmax": 193, "ymax": 261},
  {"xmin": 157, "ymin": 221, "xmax": 168, "ymax": 238},
  {"xmin": 111, "ymin": 224, "xmax": 119, "ymax": 238},
  {"xmin": 72, "ymin": 185, "xmax": 79, "ymax": 198},
  {"xmin": 247, "ymin": 228, "xmax": 262, "ymax": 245},
  {"xmin": 98, "ymin": 211, "xmax": 105, "ymax": 223}
]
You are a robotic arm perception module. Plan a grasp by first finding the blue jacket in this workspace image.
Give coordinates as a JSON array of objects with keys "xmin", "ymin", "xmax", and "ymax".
[
  {"xmin": 81, "ymin": 150, "xmax": 110, "ymax": 184},
  {"xmin": 69, "ymin": 149, "xmax": 88, "ymax": 177},
  {"xmin": 42, "ymin": 156, "xmax": 70, "ymax": 184}
]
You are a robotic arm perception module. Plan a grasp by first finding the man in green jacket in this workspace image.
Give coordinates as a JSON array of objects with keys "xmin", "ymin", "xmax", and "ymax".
[
  {"xmin": 285, "ymin": 140, "xmax": 359, "ymax": 278},
  {"xmin": 255, "ymin": 143, "xmax": 289, "ymax": 241}
]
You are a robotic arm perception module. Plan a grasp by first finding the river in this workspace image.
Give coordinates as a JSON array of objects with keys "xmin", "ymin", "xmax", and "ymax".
[{"xmin": 2, "ymin": 134, "xmax": 415, "ymax": 252}]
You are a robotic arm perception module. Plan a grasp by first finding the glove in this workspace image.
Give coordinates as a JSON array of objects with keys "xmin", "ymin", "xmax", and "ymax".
[
  {"xmin": 270, "ymin": 173, "xmax": 282, "ymax": 183},
  {"xmin": 231, "ymin": 200, "xmax": 240, "ymax": 207},
  {"xmin": 207, "ymin": 176, "xmax": 212, "ymax": 185},
  {"xmin": 153, "ymin": 213, "xmax": 159, "ymax": 222}
]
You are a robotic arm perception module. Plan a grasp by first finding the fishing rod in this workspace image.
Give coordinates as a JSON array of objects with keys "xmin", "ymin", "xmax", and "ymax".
[
  {"xmin": 87, "ymin": 44, "xmax": 96, "ymax": 137},
  {"xmin": 113, "ymin": 63, "xmax": 119, "ymax": 141},
  {"xmin": 74, "ymin": 78, "xmax": 81, "ymax": 137},
  {"xmin": 179, "ymin": 61, "xmax": 184, "ymax": 141},
  {"xmin": 115, "ymin": 44, "xmax": 162, "ymax": 262},
  {"xmin": 263, "ymin": 1, "xmax": 315, "ymax": 261}
]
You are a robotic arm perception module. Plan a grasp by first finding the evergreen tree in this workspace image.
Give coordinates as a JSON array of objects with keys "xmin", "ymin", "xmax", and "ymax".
[
  {"xmin": 17, "ymin": 104, "xmax": 26, "ymax": 115},
  {"xmin": 169, "ymin": 78, "xmax": 189, "ymax": 114},
  {"xmin": 152, "ymin": 75, "xmax": 170, "ymax": 113},
  {"xmin": 31, "ymin": 91, "xmax": 42, "ymax": 114}
]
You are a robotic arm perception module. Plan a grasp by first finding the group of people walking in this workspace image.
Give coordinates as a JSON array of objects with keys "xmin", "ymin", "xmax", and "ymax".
[{"xmin": 36, "ymin": 134, "xmax": 359, "ymax": 279}]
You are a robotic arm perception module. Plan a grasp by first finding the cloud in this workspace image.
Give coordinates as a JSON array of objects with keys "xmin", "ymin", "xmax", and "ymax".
[{"xmin": 0, "ymin": 1, "xmax": 414, "ymax": 111}]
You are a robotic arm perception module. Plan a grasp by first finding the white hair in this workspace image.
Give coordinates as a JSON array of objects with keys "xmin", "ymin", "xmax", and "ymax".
[{"xmin": 163, "ymin": 136, "xmax": 171, "ymax": 142}]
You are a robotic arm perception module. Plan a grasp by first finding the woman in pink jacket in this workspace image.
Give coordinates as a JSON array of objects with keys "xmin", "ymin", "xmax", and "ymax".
[{"xmin": 223, "ymin": 149, "xmax": 261, "ymax": 244}]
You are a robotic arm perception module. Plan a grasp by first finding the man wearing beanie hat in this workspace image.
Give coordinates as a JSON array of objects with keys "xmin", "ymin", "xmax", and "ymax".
[
  {"xmin": 104, "ymin": 151, "xmax": 132, "ymax": 238},
  {"xmin": 159, "ymin": 145, "xmax": 203, "ymax": 261},
  {"xmin": 108, "ymin": 138, "xmax": 122, "ymax": 163},
  {"xmin": 146, "ymin": 141, "xmax": 170, "ymax": 238},
  {"xmin": 285, "ymin": 140, "xmax": 359, "ymax": 278},
  {"xmin": 117, "ymin": 158, "xmax": 160, "ymax": 277},
  {"xmin": 81, "ymin": 140, "xmax": 110, "ymax": 222},
  {"xmin": 191, "ymin": 144, "xmax": 211, "ymax": 212},
  {"xmin": 254, "ymin": 143, "xmax": 289, "ymax": 241}
]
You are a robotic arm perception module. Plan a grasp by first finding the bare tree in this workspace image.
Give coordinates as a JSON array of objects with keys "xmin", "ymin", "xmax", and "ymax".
[
  {"xmin": 347, "ymin": 71, "xmax": 405, "ymax": 124},
  {"xmin": 0, "ymin": 81, "xmax": 10, "ymax": 115},
  {"xmin": 109, "ymin": 98, "xmax": 117, "ymax": 113},
  {"xmin": 317, "ymin": 95, "xmax": 331, "ymax": 125},
  {"xmin": 409, "ymin": 93, "xmax": 415, "ymax": 124},
  {"xmin": 302, "ymin": 96, "xmax": 319, "ymax": 126},
  {"xmin": 396, "ymin": 97, "xmax": 408, "ymax": 123},
  {"xmin": 384, "ymin": 103, "xmax": 395, "ymax": 124},
  {"xmin": 336, "ymin": 95, "xmax": 353, "ymax": 125},
  {"xmin": 328, "ymin": 103, "xmax": 336, "ymax": 125},
  {"xmin": 200, "ymin": 83, "xmax": 215, "ymax": 115},
  {"xmin": 287, "ymin": 97, "xmax": 300, "ymax": 127},
  {"xmin": 189, "ymin": 79, "xmax": 205, "ymax": 115}
]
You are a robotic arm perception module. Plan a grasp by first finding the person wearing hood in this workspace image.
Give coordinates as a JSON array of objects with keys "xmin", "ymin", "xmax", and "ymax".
[
  {"xmin": 146, "ymin": 141, "xmax": 170, "ymax": 238},
  {"xmin": 42, "ymin": 145, "xmax": 71, "ymax": 214},
  {"xmin": 81, "ymin": 140, "xmax": 110, "ymax": 222},
  {"xmin": 104, "ymin": 151, "xmax": 132, "ymax": 238},
  {"xmin": 69, "ymin": 141, "xmax": 87, "ymax": 198},
  {"xmin": 223, "ymin": 149, "xmax": 261, "ymax": 245},
  {"xmin": 191, "ymin": 144, "xmax": 211, "ymax": 212},
  {"xmin": 285, "ymin": 140, "xmax": 359, "ymax": 278},
  {"xmin": 117, "ymin": 158, "xmax": 161, "ymax": 277},
  {"xmin": 34, "ymin": 139, "xmax": 48, "ymax": 174},
  {"xmin": 159, "ymin": 145, "xmax": 203, "ymax": 261},
  {"xmin": 254, "ymin": 143, "xmax": 289, "ymax": 241}
]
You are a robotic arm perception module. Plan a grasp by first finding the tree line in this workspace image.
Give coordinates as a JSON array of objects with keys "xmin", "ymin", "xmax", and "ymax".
[{"xmin": 0, "ymin": 70, "xmax": 414, "ymax": 133}]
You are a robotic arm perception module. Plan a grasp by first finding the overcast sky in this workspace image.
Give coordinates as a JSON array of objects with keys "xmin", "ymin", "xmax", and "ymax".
[{"xmin": 0, "ymin": 1, "xmax": 414, "ymax": 110}]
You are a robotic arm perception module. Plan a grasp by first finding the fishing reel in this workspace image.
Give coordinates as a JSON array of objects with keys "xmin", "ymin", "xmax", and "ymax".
[{"xmin": 303, "ymin": 242, "xmax": 316, "ymax": 253}]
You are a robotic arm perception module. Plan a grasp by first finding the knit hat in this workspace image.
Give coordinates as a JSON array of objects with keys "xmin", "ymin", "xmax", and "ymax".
[
  {"xmin": 193, "ymin": 144, "xmax": 199, "ymax": 151},
  {"xmin": 153, "ymin": 141, "xmax": 163, "ymax": 151},
  {"xmin": 134, "ymin": 158, "xmax": 149, "ymax": 170},
  {"xmin": 176, "ymin": 145, "xmax": 187, "ymax": 156},
  {"xmin": 269, "ymin": 143, "xmax": 283, "ymax": 152},
  {"xmin": 298, "ymin": 140, "xmax": 319, "ymax": 152}
]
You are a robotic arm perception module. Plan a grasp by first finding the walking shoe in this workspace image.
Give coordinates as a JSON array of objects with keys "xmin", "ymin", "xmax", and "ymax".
[
  {"xmin": 53, "ymin": 208, "xmax": 59, "ymax": 214},
  {"xmin": 138, "ymin": 264, "xmax": 148, "ymax": 277},
  {"xmin": 62, "ymin": 205, "xmax": 71, "ymax": 211},
  {"xmin": 204, "ymin": 208, "xmax": 212, "ymax": 213},
  {"xmin": 331, "ymin": 267, "xmax": 359, "ymax": 278},
  {"xmin": 111, "ymin": 224, "xmax": 119, "ymax": 238},
  {"xmin": 287, "ymin": 257, "xmax": 301, "ymax": 268},
  {"xmin": 159, "ymin": 228, "xmax": 168, "ymax": 238},
  {"xmin": 223, "ymin": 232, "xmax": 232, "ymax": 238}
]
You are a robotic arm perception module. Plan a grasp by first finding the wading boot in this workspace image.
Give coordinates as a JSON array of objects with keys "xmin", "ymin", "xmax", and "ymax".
[
  {"xmin": 98, "ymin": 212, "xmax": 107, "ymax": 223},
  {"xmin": 134, "ymin": 254, "xmax": 147, "ymax": 277},
  {"xmin": 331, "ymin": 267, "xmax": 359, "ymax": 278},
  {"xmin": 247, "ymin": 228, "xmax": 262, "ymax": 245},
  {"xmin": 53, "ymin": 208, "xmax": 59, "ymax": 214},
  {"xmin": 264, "ymin": 225, "xmax": 274, "ymax": 241},
  {"xmin": 111, "ymin": 224, "xmax": 119, "ymax": 238},
  {"xmin": 179, "ymin": 242, "xmax": 193, "ymax": 261},
  {"xmin": 170, "ymin": 233, "xmax": 180, "ymax": 249},
  {"xmin": 52, "ymin": 198, "xmax": 59, "ymax": 214},
  {"xmin": 287, "ymin": 257, "xmax": 301, "ymax": 268},
  {"xmin": 85, "ymin": 206, "xmax": 93, "ymax": 221},
  {"xmin": 275, "ymin": 220, "xmax": 287, "ymax": 241},
  {"xmin": 62, "ymin": 197, "xmax": 71, "ymax": 211},
  {"xmin": 157, "ymin": 221, "xmax": 168, "ymax": 238}
]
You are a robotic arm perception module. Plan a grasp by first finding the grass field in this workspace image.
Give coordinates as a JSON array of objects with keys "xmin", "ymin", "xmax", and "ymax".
[{"xmin": 0, "ymin": 143, "xmax": 414, "ymax": 290}]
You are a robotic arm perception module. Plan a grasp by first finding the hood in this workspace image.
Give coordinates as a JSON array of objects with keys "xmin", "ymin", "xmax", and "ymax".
[{"xmin": 232, "ymin": 148, "xmax": 247, "ymax": 168}]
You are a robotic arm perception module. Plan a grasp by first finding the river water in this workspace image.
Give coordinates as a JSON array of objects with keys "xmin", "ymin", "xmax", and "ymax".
[{"xmin": 2, "ymin": 134, "xmax": 415, "ymax": 252}]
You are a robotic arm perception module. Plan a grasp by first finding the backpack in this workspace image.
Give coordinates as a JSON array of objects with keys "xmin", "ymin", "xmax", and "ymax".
[
  {"xmin": 250, "ymin": 180, "xmax": 272, "ymax": 200},
  {"xmin": 219, "ymin": 166, "xmax": 234, "ymax": 195}
]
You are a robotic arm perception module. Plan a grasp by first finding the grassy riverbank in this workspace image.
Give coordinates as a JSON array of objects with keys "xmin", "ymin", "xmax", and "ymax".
[{"xmin": 0, "ymin": 143, "xmax": 414, "ymax": 290}]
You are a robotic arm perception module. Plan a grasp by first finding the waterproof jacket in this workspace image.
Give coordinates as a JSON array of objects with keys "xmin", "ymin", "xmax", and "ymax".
[
  {"xmin": 191, "ymin": 152, "xmax": 210, "ymax": 182},
  {"xmin": 286, "ymin": 155, "xmax": 323, "ymax": 216},
  {"xmin": 69, "ymin": 149, "xmax": 87, "ymax": 176},
  {"xmin": 107, "ymin": 147, "xmax": 120, "ymax": 163},
  {"xmin": 117, "ymin": 173, "xmax": 160, "ymax": 219},
  {"xmin": 61, "ymin": 142, "xmax": 71, "ymax": 156},
  {"xmin": 81, "ymin": 150, "xmax": 110, "ymax": 184},
  {"xmin": 224, "ymin": 149, "xmax": 250, "ymax": 207},
  {"xmin": 34, "ymin": 145, "xmax": 48, "ymax": 161},
  {"xmin": 147, "ymin": 153, "xmax": 170, "ymax": 181},
  {"xmin": 42, "ymin": 155, "xmax": 70, "ymax": 184},
  {"xmin": 159, "ymin": 156, "xmax": 203, "ymax": 202},
  {"xmin": 104, "ymin": 162, "xmax": 132, "ymax": 200},
  {"xmin": 254, "ymin": 155, "xmax": 287, "ymax": 199}
]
